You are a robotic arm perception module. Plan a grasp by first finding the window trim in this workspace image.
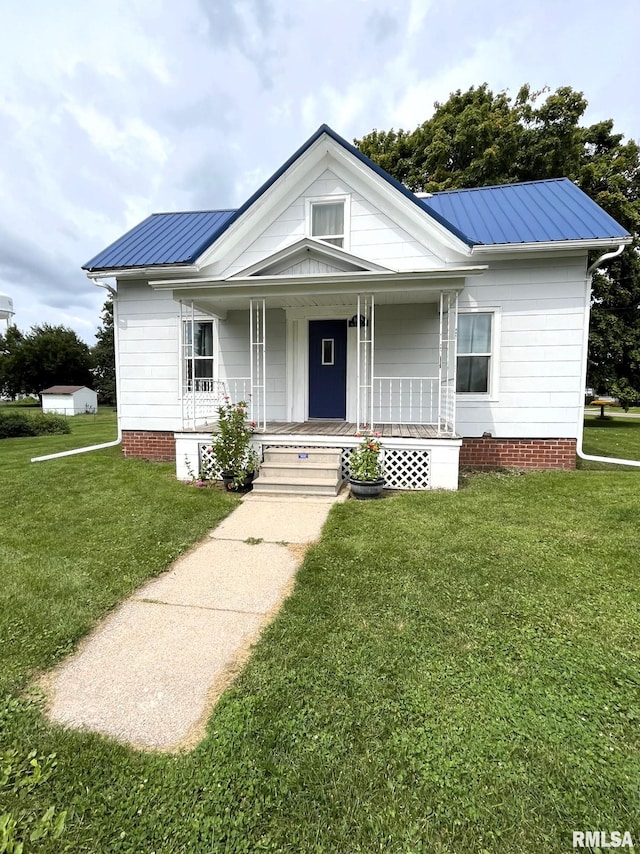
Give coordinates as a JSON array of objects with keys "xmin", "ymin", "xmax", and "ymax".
[
  {"xmin": 456, "ymin": 308, "xmax": 500, "ymax": 400},
  {"xmin": 181, "ymin": 317, "xmax": 218, "ymax": 394},
  {"xmin": 321, "ymin": 338, "xmax": 335, "ymax": 366},
  {"xmin": 305, "ymin": 194, "xmax": 350, "ymax": 251}
]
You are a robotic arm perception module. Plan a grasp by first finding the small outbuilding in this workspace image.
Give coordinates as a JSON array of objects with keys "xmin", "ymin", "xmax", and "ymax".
[{"xmin": 41, "ymin": 386, "xmax": 98, "ymax": 416}]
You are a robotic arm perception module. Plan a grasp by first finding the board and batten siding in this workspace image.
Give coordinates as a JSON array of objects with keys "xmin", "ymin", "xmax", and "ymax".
[
  {"xmin": 116, "ymin": 281, "xmax": 182, "ymax": 432},
  {"xmin": 456, "ymin": 255, "xmax": 588, "ymax": 439},
  {"xmin": 219, "ymin": 169, "xmax": 442, "ymax": 276}
]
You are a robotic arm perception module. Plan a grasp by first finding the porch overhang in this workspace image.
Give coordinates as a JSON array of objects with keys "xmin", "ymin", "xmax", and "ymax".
[{"xmin": 149, "ymin": 266, "xmax": 487, "ymax": 315}]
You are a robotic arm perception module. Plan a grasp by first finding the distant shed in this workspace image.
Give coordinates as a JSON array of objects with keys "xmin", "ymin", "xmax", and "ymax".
[{"xmin": 41, "ymin": 386, "xmax": 98, "ymax": 416}]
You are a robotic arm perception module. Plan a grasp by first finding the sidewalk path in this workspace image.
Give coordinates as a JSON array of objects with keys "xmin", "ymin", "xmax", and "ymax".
[{"xmin": 42, "ymin": 491, "xmax": 344, "ymax": 751}]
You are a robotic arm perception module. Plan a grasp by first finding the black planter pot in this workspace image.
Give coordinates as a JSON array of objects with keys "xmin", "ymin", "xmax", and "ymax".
[
  {"xmin": 221, "ymin": 471, "xmax": 255, "ymax": 493},
  {"xmin": 349, "ymin": 477, "xmax": 385, "ymax": 500}
]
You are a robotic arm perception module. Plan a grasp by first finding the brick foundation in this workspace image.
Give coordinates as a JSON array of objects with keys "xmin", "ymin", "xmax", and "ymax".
[
  {"xmin": 460, "ymin": 437, "xmax": 576, "ymax": 470},
  {"xmin": 122, "ymin": 431, "xmax": 176, "ymax": 462}
]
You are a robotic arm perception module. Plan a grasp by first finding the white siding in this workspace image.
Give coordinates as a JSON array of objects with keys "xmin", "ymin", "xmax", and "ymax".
[
  {"xmin": 221, "ymin": 169, "xmax": 442, "ymax": 276},
  {"xmin": 218, "ymin": 308, "xmax": 287, "ymax": 421},
  {"xmin": 115, "ymin": 239, "xmax": 589, "ymax": 443},
  {"xmin": 456, "ymin": 256, "xmax": 587, "ymax": 438},
  {"xmin": 116, "ymin": 281, "xmax": 182, "ymax": 432},
  {"xmin": 374, "ymin": 304, "xmax": 439, "ymax": 375}
]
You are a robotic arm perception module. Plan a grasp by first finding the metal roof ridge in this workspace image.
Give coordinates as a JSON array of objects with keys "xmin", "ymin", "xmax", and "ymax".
[
  {"xmin": 149, "ymin": 208, "xmax": 237, "ymax": 216},
  {"xmin": 427, "ymin": 178, "xmax": 571, "ymax": 197}
]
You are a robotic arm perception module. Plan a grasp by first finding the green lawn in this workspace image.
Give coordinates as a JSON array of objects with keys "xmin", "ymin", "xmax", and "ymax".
[
  {"xmin": 1, "ymin": 415, "xmax": 639, "ymax": 852},
  {"xmin": 580, "ymin": 413, "xmax": 640, "ymax": 470}
]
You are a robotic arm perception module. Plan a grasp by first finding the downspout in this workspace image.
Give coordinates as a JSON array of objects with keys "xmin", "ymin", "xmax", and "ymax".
[
  {"xmin": 576, "ymin": 243, "xmax": 640, "ymax": 467},
  {"xmin": 31, "ymin": 280, "xmax": 123, "ymax": 463}
]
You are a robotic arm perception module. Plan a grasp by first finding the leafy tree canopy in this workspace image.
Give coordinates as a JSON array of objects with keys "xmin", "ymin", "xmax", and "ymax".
[
  {"xmin": 92, "ymin": 298, "xmax": 116, "ymax": 405},
  {"xmin": 0, "ymin": 325, "xmax": 25, "ymax": 399},
  {"xmin": 355, "ymin": 84, "xmax": 640, "ymax": 403},
  {"xmin": 1, "ymin": 324, "xmax": 94, "ymax": 398}
]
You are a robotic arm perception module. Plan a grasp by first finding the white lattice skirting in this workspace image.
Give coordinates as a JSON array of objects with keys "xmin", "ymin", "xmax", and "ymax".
[
  {"xmin": 175, "ymin": 432, "xmax": 460, "ymax": 491},
  {"xmin": 198, "ymin": 442, "xmax": 432, "ymax": 490}
]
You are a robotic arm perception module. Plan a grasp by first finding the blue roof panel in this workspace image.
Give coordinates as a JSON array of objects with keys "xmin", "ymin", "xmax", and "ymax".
[
  {"xmin": 82, "ymin": 128, "xmax": 630, "ymax": 273},
  {"xmin": 82, "ymin": 210, "xmax": 236, "ymax": 270},
  {"xmin": 421, "ymin": 178, "xmax": 630, "ymax": 245}
]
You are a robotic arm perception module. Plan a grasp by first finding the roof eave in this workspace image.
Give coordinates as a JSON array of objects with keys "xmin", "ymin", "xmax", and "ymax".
[
  {"xmin": 471, "ymin": 236, "xmax": 633, "ymax": 254},
  {"xmin": 85, "ymin": 263, "xmax": 201, "ymax": 280}
]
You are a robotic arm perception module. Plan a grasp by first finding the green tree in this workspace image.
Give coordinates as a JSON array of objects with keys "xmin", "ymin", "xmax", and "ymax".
[
  {"xmin": 92, "ymin": 298, "xmax": 116, "ymax": 405},
  {"xmin": 355, "ymin": 84, "xmax": 640, "ymax": 402},
  {"xmin": 10, "ymin": 324, "xmax": 94, "ymax": 397},
  {"xmin": 0, "ymin": 325, "xmax": 25, "ymax": 399}
]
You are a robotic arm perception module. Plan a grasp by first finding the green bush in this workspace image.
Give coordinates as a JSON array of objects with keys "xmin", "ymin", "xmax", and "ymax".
[{"xmin": 0, "ymin": 411, "xmax": 71, "ymax": 439}]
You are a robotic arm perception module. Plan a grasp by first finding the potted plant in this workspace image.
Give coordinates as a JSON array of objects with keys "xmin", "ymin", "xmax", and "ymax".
[
  {"xmin": 348, "ymin": 431, "xmax": 385, "ymax": 499},
  {"xmin": 209, "ymin": 399, "xmax": 260, "ymax": 491}
]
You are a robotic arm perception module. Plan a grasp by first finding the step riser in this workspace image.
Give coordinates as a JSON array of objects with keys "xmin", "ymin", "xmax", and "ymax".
[
  {"xmin": 259, "ymin": 464, "xmax": 341, "ymax": 480},
  {"xmin": 263, "ymin": 449, "xmax": 342, "ymax": 465},
  {"xmin": 252, "ymin": 482, "xmax": 340, "ymax": 496}
]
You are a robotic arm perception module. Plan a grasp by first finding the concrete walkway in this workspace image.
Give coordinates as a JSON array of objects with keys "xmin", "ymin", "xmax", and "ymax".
[{"xmin": 42, "ymin": 491, "xmax": 344, "ymax": 752}]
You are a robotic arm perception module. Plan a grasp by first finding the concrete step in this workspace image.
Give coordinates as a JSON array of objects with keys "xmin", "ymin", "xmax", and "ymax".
[
  {"xmin": 252, "ymin": 475, "xmax": 342, "ymax": 496},
  {"xmin": 258, "ymin": 461, "xmax": 341, "ymax": 480},
  {"xmin": 263, "ymin": 447, "xmax": 342, "ymax": 466},
  {"xmin": 253, "ymin": 445, "xmax": 343, "ymax": 496}
]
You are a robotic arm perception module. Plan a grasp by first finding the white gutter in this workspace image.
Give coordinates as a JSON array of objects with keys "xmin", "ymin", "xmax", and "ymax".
[
  {"xmin": 576, "ymin": 243, "xmax": 640, "ymax": 467},
  {"xmin": 472, "ymin": 236, "xmax": 633, "ymax": 255},
  {"xmin": 31, "ymin": 281, "xmax": 123, "ymax": 463}
]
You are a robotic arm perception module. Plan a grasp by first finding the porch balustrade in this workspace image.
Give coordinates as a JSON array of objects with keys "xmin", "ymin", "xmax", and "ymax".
[
  {"xmin": 182, "ymin": 377, "xmax": 251, "ymax": 429},
  {"xmin": 373, "ymin": 376, "xmax": 439, "ymax": 425}
]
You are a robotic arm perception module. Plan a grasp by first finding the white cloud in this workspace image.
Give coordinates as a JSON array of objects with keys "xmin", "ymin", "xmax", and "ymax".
[{"xmin": 0, "ymin": 0, "xmax": 637, "ymax": 342}]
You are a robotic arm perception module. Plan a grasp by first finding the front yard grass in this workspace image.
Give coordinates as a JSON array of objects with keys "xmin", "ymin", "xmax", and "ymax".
[
  {"xmin": 0, "ymin": 415, "xmax": 639, "ymax": 852},
  {"xmin": 580, "ymin": 413, "xmax": 640, "ymax": 469}
]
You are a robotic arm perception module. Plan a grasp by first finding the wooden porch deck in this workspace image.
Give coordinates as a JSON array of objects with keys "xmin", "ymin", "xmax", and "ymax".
[{"xmin": 261, "ymin": 421, "xmax": 442, "ymax": 439}]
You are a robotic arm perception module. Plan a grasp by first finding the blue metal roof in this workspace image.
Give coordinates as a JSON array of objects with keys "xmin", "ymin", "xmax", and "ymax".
[
  {"xmin": 421, "ymin": 178, "xmax": 630, "ymax": 245},
  {"xmin": 82, "ymin": 210, "xmax": 236, "ymax": 271},
  {"xmin": 82, "ymin": 127, "xmax": 630, "ymax": 272}
]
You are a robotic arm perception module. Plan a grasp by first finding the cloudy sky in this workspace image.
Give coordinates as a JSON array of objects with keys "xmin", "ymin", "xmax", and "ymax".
[{"xmin": 2, "ymin": 0, "xmax": 638, "ymax": 343}]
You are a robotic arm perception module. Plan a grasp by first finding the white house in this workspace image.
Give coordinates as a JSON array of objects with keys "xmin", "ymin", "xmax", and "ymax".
[
  {"xmin": 41, "ymin": 386, "xmax": 98, "ymax": 416},
  {"xmin": 82, "ymin": 125, "xmax": 631, "ymax": 491}
]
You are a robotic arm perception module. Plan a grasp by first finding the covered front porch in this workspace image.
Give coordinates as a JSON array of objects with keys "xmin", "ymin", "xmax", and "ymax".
[
  {"xmin": 177, "ymin": 287, "xmax": 461, "ymax": 436},
  {"xmin": 161, "ymin": 262, "xmax": 474, "ymax": 491}
]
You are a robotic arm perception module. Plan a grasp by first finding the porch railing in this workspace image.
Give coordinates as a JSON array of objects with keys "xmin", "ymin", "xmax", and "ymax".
[
  {"xmin": 182, "ymin": 377, "xmax": 251, "ymax": 429},
  {"xmin": 373, "ymin": 376, "xmax": 439, "ymax": 425}
]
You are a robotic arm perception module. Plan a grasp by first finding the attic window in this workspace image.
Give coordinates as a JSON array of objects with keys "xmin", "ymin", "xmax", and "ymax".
[{"xmin": 310, "ymin": 200, "xmax": 346, "ymax": 248}]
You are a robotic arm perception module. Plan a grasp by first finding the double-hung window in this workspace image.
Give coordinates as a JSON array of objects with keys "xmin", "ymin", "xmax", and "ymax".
[
  {"xmin": 183, "ymin": 320, "xmax": 215, "ymax": 391},
  {"xmin": 308, "ymin": 197, "xmax": 348, "ymax": 248},
  {"xmin": 457, "ymin": 313, "xmax": 492, "ymax": 393}
]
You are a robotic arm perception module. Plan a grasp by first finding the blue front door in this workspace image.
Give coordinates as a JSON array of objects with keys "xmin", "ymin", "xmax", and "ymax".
[{"xmin": 308, "ymin": 319, "xmax": 347, "ymax": 419}]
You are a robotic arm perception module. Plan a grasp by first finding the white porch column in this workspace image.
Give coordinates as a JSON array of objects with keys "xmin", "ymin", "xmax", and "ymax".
[
  {"xmin": 437, "ymin": 291, "xmax": 458, "ymax": 436},
  {"xmin": 356, "ymin": 294, "xmax": 375, "ymax": 428},
  {"xmin": 249, "ymin": 298, "xmax": 266, "ymax": 430}
]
